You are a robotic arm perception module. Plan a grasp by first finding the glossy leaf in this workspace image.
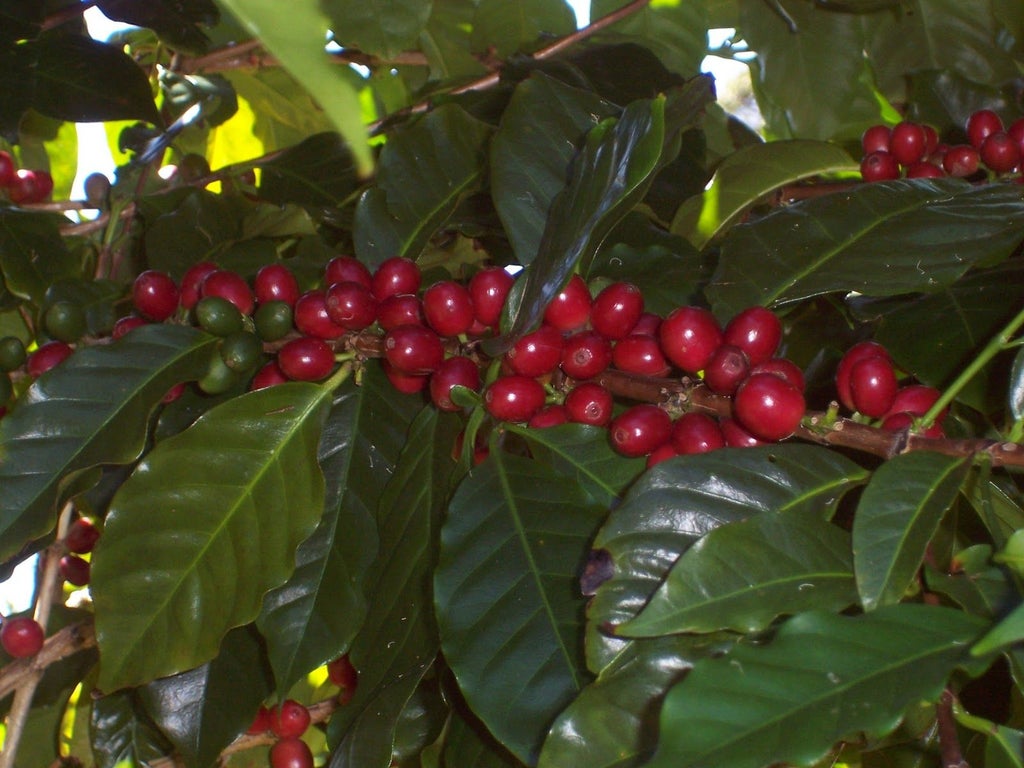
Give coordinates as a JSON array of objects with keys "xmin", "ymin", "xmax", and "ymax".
[
  {"xmin": 321, "ymin": 0, "xmax": 432, "ymax": 59},
  {"xmin": 327, "ymin": 407, "xmax": 463, "ymax": 767},
  {"xmin": 491, "ymin": 76, "xmax": 714, "ymax": 353},
  {"xmin": 539, "ymin": 634, "xmax": 731, "ymax": 768},
  {"xmin": 490, "ymin": 72, "xmax": 618, "ymax": 266},
  {"xmin": 954, "ymin": 707, "xmax": 1024, "ymax": 768},
  {"xmin": 671, "ymin": 139, "xmax": 858, "ymax": 250},
  {"xmin": 91, "ymin": 689, "xmax": 175, "ymax": 768},
  {"xmin": 441, "ymin": 708, "xmax": 527, "ymax": 768},
  {"xmin": 258, "ymin": 365, "xmax": 421, "ymax": 697},
  {"xmin": 617, "ymin": 510, "xmax": 858, "ymax": 637},
  {"xmin": 924, "ymin": 556, "xmax": 1016, "ymax": 622},
  {"xmin": 435, "ymin": 449, "xmax": 605, "ymax": 764},
  {"xmin": 507, "ymin": 422, "xmax": 645, "ymax": 507},
  {"xmin": 138, "ymin": 626, "xmax": 273, "ymax": 768},
  {"xmin": 0, "ymin": 208, "xmax": 79, "ymax": 305},
  {"xmin": 28, "ymin": 34, "xmax": 160, "ymax": 125},
  {"xmin": 353, "ymin": 104, "xmax": 493, "ymax": 268},
  {"xmin": 970, "ymin": 600, "xmax": 1024, "ymax": 657},
  {"xmin": 853, "ymin": 452, "xmax": 970, "ymax": 612},
  {"xmin": 708, "ymin": 179, "xmax": 1024, "ymax": 318},
  {"xmin": 93, "ymin": 382, "xmax": 333, "ymax": 691},
  {"xmin": 587, "ymin": 446, "xmax": 868, "ymax": 673},
  {"xmin": 0, "ymin": 325, "xmax": 217, "ymax": 563},
  {"xmin": 258, "ymin": 132, "xmax": 359, "ymax": 209},
  {"xmin": 645, "ymin": 605, "xmax": 988, "ymax": 768},
  {"xmin": 214, "ymin": 0, "xmax": 373, "ymax": 176},
  {"xmin": 472, "ymin": 0, "xmax": 576, "ymax": 57}
]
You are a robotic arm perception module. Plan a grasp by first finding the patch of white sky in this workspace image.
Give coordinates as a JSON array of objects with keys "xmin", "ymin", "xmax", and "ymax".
[{"xmin": 2, "ymin": 2, "xmax": 752, "ymax": 614}]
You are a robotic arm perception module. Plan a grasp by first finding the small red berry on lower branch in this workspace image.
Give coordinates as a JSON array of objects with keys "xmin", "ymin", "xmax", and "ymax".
[
  {"xmin": 733, "ymin": 372, "xmax": 805, "ymax": 442},
  {"xmin": 609, "ymin": 404, "xmax": 672, "ymax": 458},
  {"xmin": 269, "ymin": 738, "xmax": 314, "ymax": 768},
  {"xmin": 1, "ymin": 616, "xmax": 45, "ymax": 658}
]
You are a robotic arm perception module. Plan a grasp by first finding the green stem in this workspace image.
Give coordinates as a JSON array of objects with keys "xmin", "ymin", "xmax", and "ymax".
[
  {"xmin": 922, "ymin": 303, "xmax": 1024, "ymax": 427},
  {"xmin": 323, "ymin": 360, "xmax": 354, "ymax": 392}
]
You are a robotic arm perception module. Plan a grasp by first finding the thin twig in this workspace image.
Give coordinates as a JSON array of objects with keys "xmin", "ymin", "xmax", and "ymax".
[{"xmin": 936, "ymin": 688, "xmax": 970, "ymax": 768}]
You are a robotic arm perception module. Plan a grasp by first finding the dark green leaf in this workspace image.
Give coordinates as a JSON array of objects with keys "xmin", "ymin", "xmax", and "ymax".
[
  {"xmin": 588, "ymin": 446, "xmax": 868, "ymax": 673},
  {"xmin": 970, "ymin": 600, "xmax": 1024, "ymax": 657},
  {"xmin": 0, "ymin": 325, "xmax": 217, "ymax": 563},
  {"xmin": 617, "ymin": 510, "xmax": 858, "ymax": 637},
  {"xmin": 507, "ymin": 423, "xmax": 644, "ymax": 507},
  {"xmin": 646, "ymin": 606, "xmax": 987, "ymax": 768},
  {"xmin": 91, "ymin": 689, "xmax": 175, "ymax": 768},
  {"xmin": 924, "ymin": 554, "xmax": 1016, "ymax": 621},
  {"xmin": 0, "ymin": 208, "xmax": 80, "ymax": 306},
  {"xmin": 590, "ymin": 0, "xmax": 709, "ymax": 77},
  {"xmin": 31, "ymin": 34, "xmax": 160, "ymax": 125},
  {"xmin": 93, "ymin": 382, "xmax": 333, "ymax": 691},
  {"xmin": 954, "ymin": 704, "xmax": 1024, "ymax": 767},
  {"xmin": 489, "ymin": 77, "xmax": 714, "ymax": 354},
  {"xmin": 354, "ymin": 104, "xmax": 493, "ymax": 269},
  {"xmin": 435, "ymin": 449, "xmax": 605, "ymax": 764},
  {"xmin": 538, "ymin": 635, "xmax": 730, "ymax": 768},
  {"xmin": 490, "ymin": 72, "xmax": 619, "ymax": 266},
  {"xmin": 853, "ymin": 452, "xmax": 970, "ymax": 612},
  {"xmin": 142, "ymin": 189, "xmax": 243, "ymax": 275},
  {"xmin": 258, "ymin": 365, "xmax": 422, "ymax": 697},
  {"xmin": 389, "ymin": 675, "xmax": 448, "ymax": 763},
  {"xmin": 96, "ymin": 0, "xmax": 218, "ymax": 54},
  {"xmin": 138, "ymin": 626, "xmax": 273, "ymax": 768},
  {"xmin": 326, "ymin": 407, "xmax": 463, "ymax": 767},
  {"xmin": 671, "ymin": 139, "xmax": 858, "ymax": 250},
  {"xmin": 322, "ymin": 0, "xmax": 432, "ymax": 58},
  {"xmin": 471, "ymin": 0, "xmax": 577, "ymax": 57},
  {"xmin": 258, "ymin": 132, "xmax": 359, "ymax": 209},
  {"xmin": 0, "ymin": 0, "xmax": 42, "ymax": 44},
  {"xmin": 707, "ymin": 179, "xmax": 1024, "ymax": 319},
  {"xmin": 440, "ymin": 707, "xmax": 527, "ymax": 768}
]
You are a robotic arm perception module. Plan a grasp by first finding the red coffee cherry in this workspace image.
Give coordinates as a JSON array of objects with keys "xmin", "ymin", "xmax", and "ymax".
[
  {"xmin": 1, "ymin": 616, "xmax": 45, "ymax": 658},
  {"xmin": 733, "ymin": 372, "xmax": 805, "ymax": 442},
  {"xmin": 270, "ymin": 738, "xmax": 314, "ymax": 768},
  {"xmin": 112, "ymin": 314, "xmax": 149, "ymax": 339},
  {"xmin": 723, "ymin": 307, "xmax": 782, "ymax": 365},
  {"xmin": 277, "ymin": 337, "xmax": 335, "ymax": 381},
  {"xmin": 372, "ymin": 257, "xmax": 421, "ymax": 300},
  {"xmin": 429, "ymin": 356, "xmax": 480, "ymax": 412},
  {"xmin": 247, "ymin": 705, "xmax": 274, "ymax": 734},
  {"xmin": 659, "ymin": 306, "xmax": 722, "ymax": 374},
  {"xmin": 861, "ymin": 124, "xmax": 891, "ymax": 155},
  {"xmin": 377, "ymin": 294, "xmax": 425, "ymax": 330},
  {"xmin": 849, "ymin": 356, "xmax": 899, "ymax": 418},
  {"xmin": 271, "ymin": 699, "xmax": 311, "ymax": 739},
  {"xmin": 860, "ymin": 151, "xmax": 900, "ymax": 182},
  {"xmin": 528, "ymin": 404, "xmax": 569, "ymax": 428},
  {"xmin": 631, "ymin": 312, "xmax": 662, "ymax": 337},
  {"xmin": 251, "ymin": 361, "xmax": 289, "ymax": 390},
  {"xmin": 201, "ymin": 270, "xmax": 254, "ymax": 316},
  {"xmin": 646, "ymin": 442, "xmax": 678, "ymax": 468},
  {"xmin": 327, "ymin": 654, "xmax": 359, "ymax": 704},
  {"xmin": 384, "ymin": 325, "xmax": 444, "ymax": 375},
  {"xmin": 905, "ymin": 161, "xmax": 944, "ymax": 179},
  {"xmin": 179, "ymin": 261, "xmax": 219, "ymax": 310},
  {"xmin": 325, "ymin": 256, "xmax": 372, "ymax": 290},
  {"xmin": 505, "ymin": 325, "xmax": 564, "ymax": 378},
  {"xmin": 27, "ymin": 341, "xmax": 73, "ymax": 377},
  {"xmin": 325, "ymin": 281, "xmax": 377, "ymax": 330},
  {"xmin": 609, "ymin": 404, "xmax": 672, "ymax": 458},
  {"xmin": 885, "ymin": 384, "xmax": 945, "ymax": 421},
  {"xmin": 942, "ymin": 145, "xmax": 981, "ymax": 177},
  {"xmin": 670, "ymin": 412, "xmax": 726, "ymax": 455},
  {"xmin": 881, "ymin": 411, "xmax": 944, "ymax": 439},
  {"xmin": 967, "ymin": 109, "xmax": 1003, "ymax": 149},
  {"xmin": 564, "ymin": 382, "xmax": 613, "ymax": 426},
  {"xmin": 980, "ymin": 132, "xmax": 1021, "ymax": 174},
  {"xmin": 484, "ymin": 375, "xmax": 546, "ymax": 422},
  {"xmin": 59, "ymin": 554, "xmax": 90, "ymax": 586},
  {"xmin": 423, "ymin": 280, "xmax": 475, "ymax": 338},
  {"xmin": 66, "ymin": 517, "xmax": 101, "ymax": 554},
  {"xmin": 468, "ymin": 267, "xmax": 515, "ymax": 328},
  {"xmin": 560, "ymin": 330, "xmax": 612, "ymax": 380},
  {"xmin": 835, "ymin": 341, "xmax": 891, "ymax": 412},
  {"xmin": 294, "ymin": 290, "xmax": 346, "ymax": 339},
  {"xmin": 889, "ymin": 121, "xmax": 928, "ymax": 166},
  {"xmin": 254, "ymin": 264, "xmax": 300, "ymax": 306},
  {"xmin": 382, "ymin": 361, "xmax": 429, "ymax": 394},
  {"xmin": 590, "ymin": 282, "xmax": 644, "ymax": 340},
  {"xmin": 543, "ymin": 275, "xmax": 591, "ymax": 332},
  {"xmin": 702, "ymin": 344, "xmax": 750, "ymax": 396},
  {"xmin": 750, "ymin": 357, "xmax": 805, "ymax": 392},
  {"xmin": 612, "ymin": 334, "xmax": 670, "ymax": 377},
  {"xmin": 720, "ymin": 417, "xmax": 767, "ymax": 448},
  {"xmin": 132, "ymin": 270, "xmax": 180, "ymax": 321},
  {"xmin": 0, "ymin": 151, "xmax": 14, "ymax": 187}
]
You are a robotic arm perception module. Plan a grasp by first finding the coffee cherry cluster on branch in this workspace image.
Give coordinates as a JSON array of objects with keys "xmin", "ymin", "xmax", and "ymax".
[
  {"xmin": 0, "ymin": 149, "xmax": 54, "ymax": 205},
  {"xmin": 860, "ymin": 110, "xmax": 1024, "ymax": 182}
]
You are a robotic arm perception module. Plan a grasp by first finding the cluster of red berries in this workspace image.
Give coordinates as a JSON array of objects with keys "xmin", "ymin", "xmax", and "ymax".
[
  {"xmin": 834, "ymin": 340, "xmax": 946, "ymax": 437},
  {"xmin": 0, "ymin": 150, "xmax": 54, "ymax": 205},
  {"xmin": 860, "ymin": 110, "xmax": 1024, "ymax": 182},
  {"xmin": 246, "ymin": 655, "xmax": 357, "ymax": 768}
]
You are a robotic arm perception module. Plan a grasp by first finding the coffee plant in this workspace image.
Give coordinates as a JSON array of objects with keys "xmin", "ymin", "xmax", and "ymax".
[{"xmin": 3, "ymin": 1, "xmax": 1024, "ymax": 766}]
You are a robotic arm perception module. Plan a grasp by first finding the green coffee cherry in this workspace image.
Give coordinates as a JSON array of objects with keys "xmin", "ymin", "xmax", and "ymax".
[
  {"xmin": 254, "ymin": 301, "xmax": 294, "ymax": 342},
  {"xmin": 194, "ymin": 296, "xmax": 244, "ymax": 337},
  {"xmin": 197, "ymin": 351, "xmax": 243, "ymax": 395},
  {"xmin": 44, "ymin": 301, "xmax": 88, "ymax": 343},
  {"xmin": 0, "ymin": 336, "xmax": 27, "ymax": 372},
  {"xmin": 219, "ymin": 331, "xmax": 263, "ymax": 373}
]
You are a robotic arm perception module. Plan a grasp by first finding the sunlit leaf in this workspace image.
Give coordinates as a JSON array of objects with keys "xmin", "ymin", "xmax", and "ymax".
[
  {"xmin": 853, "ymin": 452, "xmax": 970, "ymax": 612},
  {"xmin": 645, "ymin": 606, "xmax": 987, "ymax": 768},
  {"xmin": 322, "ymin": 0, "xmax": 432, "ymax": 59},
  {"xmin": 0, "ymin": 325, "xmax": 217, "ymax": 563},
  {"xmin": 93, "ymin": 382, "xmax": 332, "ymax": 691}
]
